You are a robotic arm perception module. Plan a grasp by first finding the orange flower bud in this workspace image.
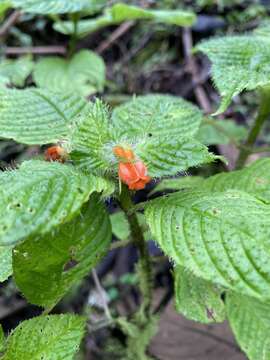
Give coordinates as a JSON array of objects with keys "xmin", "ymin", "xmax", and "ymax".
[
  {"xmin": 113, "ymin": 146, "xmax": 135, "ymax": 162},
  {"xmin": 118, "ymin": 161, "xmax": 151, "ymax": 190},
  {"xmin": 44, "ymin": 146, "xmax": 67, "ymax": 163}
]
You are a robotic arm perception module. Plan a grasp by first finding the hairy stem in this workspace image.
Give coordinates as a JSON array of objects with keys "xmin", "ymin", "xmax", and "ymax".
[
  {"xmin": 119, "ymin": 186, "xmax": 153, "ymax": 316},
  {"xmin": 235, "ymin": 88, "xmax": 270, "ymax": 169}
]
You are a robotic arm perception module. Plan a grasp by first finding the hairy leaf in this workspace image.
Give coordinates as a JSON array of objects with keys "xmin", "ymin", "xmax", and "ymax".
[
  {"xmin": 0, "ymin": 160, "xmax": 110, "ymax": 246},
  {"xmin": 197, "ymin": 34, "xmax": 270, "ymax": 113},
  {"xmin": 0, "ymin": 88, "xmax": 86, "ymax": 145},
  {"xmin": 111, "ymin": 95, "xmax": 216, "ymax": 177},
  {"xmin": 174, "ymin": 266, "xmax": 225, "ymax": 323},
  {"xmin": 145, "ymin": 189, "xmax": 270, "ymax": 301},
  {"xmin": 226, "ymin": 293, "xmax": 270, "ymax": 360},
  {"xmin": 197, "ymin": 119, "xmax": 247, "ymax": 145},
  {"xmin": 0, "ymin": 246, "xmax": 13, "ymax": 282},
  {"xmin": 201, "ymin": 158, "xmax": 270, "ymax": 203},
  {"xmin": 1, "ymin": 314, "xmax": 85, "ymax": 360},
  {"xmin": 33, "ymin": 50, "xmax": 105, "ymax": 97},
  {"xmin": 11, "ymin": 0, "xmax": 93, "ymax": 14},
  {"xmin": 70, "ymin": 95, "xmax": 216, "ymax": 177},
  {"xmin": 13, "ymin": 194, "xmax": 112, "ymax": 308},
  {"xmin": 54, "ymin": 3, "xmax": 196, "ymax": 38},
  {"xmin": 0, "ymin": 56, "xmax": 33, "ymax": 88}
]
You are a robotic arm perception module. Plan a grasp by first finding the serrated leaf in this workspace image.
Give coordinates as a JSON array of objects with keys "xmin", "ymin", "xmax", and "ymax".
[
  {"xmin": 196, "ymin": 119, "xmax": 247, "ymax": 145},
  {"xmin": 13, "ymin": 194, "xmax": 112, "ymax": 308},
  {"xmin": 0, "ymin": 160, "xmax": 110, "ymax": 246},
  {"xmin": 11, "ymin": 0, "xmax": 93, "ymax": 14},
  {"xmin": 149, "ymin": 176, "xmax": 203, "ymax": 195},
  {"xmin": 2, "ymin": 314, "xmax": 85, "ymax": 360},
  {"xmin": 33, "ymin": 50, "xmax": 105, "ymax": 97},
  {"xmin": 145, "ymin": 189, "xmax": 270, "ymax": 301},
  {"xmin": 54, "ymin": 3, "xmax": 196, "ymax": 38},
  {"xmin": 0, "ymin": 246, "xmax": 13, "ymax": 282},
  {"xmin": 226, "ymin": 293, "xmax": 270, "ymax": 360},
  {"xmin": 174, "ymin": 266, "xmax": 225, "ymax": 324},
  {"xmin": 197, "ymin": 34, "xmax": 270, "ymax": 113},
  {"xmin": 201, "ymin": 158, "xmax": 270, "ymax": 203},
  {"xmin": 0, "ymin": 56, "xmax": 33, "ymax": 88},
  {"xmin": 71, "ymin": 95, "xmax": 216, "ymax": 177},
  {"xmin": 0, "ymin": 88, "xmax": 87, "ymax": 145}
]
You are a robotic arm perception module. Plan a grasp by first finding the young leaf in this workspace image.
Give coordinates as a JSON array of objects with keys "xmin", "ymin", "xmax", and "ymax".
[
  {"xmin": 0, "ymin": 160, "xmax": 110, "ymax": 246},
  {"xmin": 71, "ymin": 95, "xmax": 216, "ymax": 177},
  {"xmin": 1, "ymin": 314, "xmax": 85, "ymax": 360},
  {"xmin": 0, "ymin": 56, "xmax": 33, "ymax": 88},
  {"xmin": 226, "ymin": 292, "xmax": 270, "ymax": 360},
  {"xmin": 0, "ymin": 88, "xmax": 87, "ymax": 145},
  {"xmin": 145, "ymin": 189, "xmax": 270, "ymax": 301},
  {"xmin": 70, "ymin": 100, "xmax": 111, "ymax": 173},
  {"xmin": 197, "ymin": 34, "xmax": 270, "ymax": 113},
  {"xmin": 33, "ymin": 50, "xmax": 106, "ymax": 97},
  {"xmin": 196, "ymin": 119, "xmax": 247, "ymax": 145},
  {"xmin": 13, "ymin": 194, "xmax": 112, "ymax": 308},
  {"xmin": 174, "ymin": 266, "xmax": 225, "ymax": 324},
  {"xmin": 54, "ymin": 3, "xmax": 196, "ymax": 38},
  {"xmin": 201, "ymin": 158, "xmax": 270, "ymax": 203},
  {"xmin": 112, "ymin": 95, "xmax": 217, "ymax": 177},
  {"xmin": 0, "ymin": 246, "xmax": 13, "ymax": 282},
  {"xmin": 11, "ymin": 0, "xmax": 93, "ymax": 14}
]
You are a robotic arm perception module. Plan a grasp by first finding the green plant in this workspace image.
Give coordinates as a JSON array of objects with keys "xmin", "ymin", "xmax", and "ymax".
[{"xmin": 1, "ymin": 2, "xmax": 270, "ymax": 360}]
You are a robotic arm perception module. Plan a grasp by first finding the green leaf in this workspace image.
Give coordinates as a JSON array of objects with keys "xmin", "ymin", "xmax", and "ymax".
[
  {"xmin": 201, "ymin": 158, "xmax": 270, "ymax": 203},
  {"xmin": 174, "ymin": 266, "xmax": 225, "ymax": 324},
  {"xmin": 110, "ymin": 211, "xmax": 130, "ymax": 241},
  {"xmin": 226, "ymin": 293, "xmax": 270, "ymax": 360},
  {"xmin": 112, "ymin": 95, "xmax": 216, "ymax": 177},
  {"xmin": 13, "ymin": 194, "xmax": 112, "ymax": 308},
  {"xmin": 33, "ymin": 50, "xmax": 106, "ymax": 97},
  {"xmin": 0, "ymin": 325, "xmax": 5, "ymax": 354},
  {"xmin": 111, "ymin": 3, "xmax": 196, "ymax": 26},
  {"xmin": 0, "ymin": 56, "xmax": 33, "ymax": 88},
  {"xmin": 0, "ymin": 2, "xmax": 10, "ymax": 19},
  {"xmin": 0, "ymin": 160, "xmax": 110, "ymax": 246},
  {"xmin": 54, "ymin": 3, "xmax": 196, "ymax": 38},
  {"xmin": 70, "ymin": 95, "xmax": 216, "ymax": 177},
  {"xmin": 0, "ymin": 246, "xmax": 13, "ymax": 282},
  {"xmin": 0, "ymin": 88, "xmax": 87, "ymax": 145},
  {"xmin": 1, "ymin": 314, "xmax": 85, "ymax": 360},
  {"xmin": 196, "ymin": 119, "xmax": 247, "ymax": 145},
  {"xmin": 70, "ymin": 100, "xmax": 111, "ymax": 173},
  {"xmin": 11, "ymin": 0, "xmax": 93, "ymax": 14},
  {"xmin": 145, "ymin": 189, "xmax": 270, "ymax": 301},
  {"xmin": 149, "ymin": 176, "xmax": 203, "ymax": 195},
  {"xmin": 197, "ymin": 34, "xmax": 270, "ymax": 113}
]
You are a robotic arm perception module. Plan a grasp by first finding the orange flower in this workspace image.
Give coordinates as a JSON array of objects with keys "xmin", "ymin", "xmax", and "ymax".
[
  {"xmin": 44, "ymin": 146, "xmax": 67, "ymax": 163},
  {"xmin": 118, "ymin": 161, "xmax": 151, "ymax": 190},
  {"xmin": 113, "ymin": 146, "xmax": 135, "ymax": 162}
]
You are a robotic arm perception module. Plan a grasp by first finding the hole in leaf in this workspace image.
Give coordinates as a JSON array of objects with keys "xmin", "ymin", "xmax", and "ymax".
[{"xmin": 148, "ymin": 133, "xmax": 153, "ymax": 137}]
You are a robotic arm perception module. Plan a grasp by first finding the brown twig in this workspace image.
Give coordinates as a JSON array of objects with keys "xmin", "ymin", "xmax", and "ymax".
[
  {"xmin": 96, "ymin": 21, "xmax": 135, "ymax": 54},
  {"xmin": 182, "ymin": 28, "xmax": 212, "ymax": 114},
  {"xmin": 0, "ymin": 10, "xmax": 21, "ymax": 38},
  {"xmin": 3, "ymin": 46, "xmax": 67, "ymax": 55}
]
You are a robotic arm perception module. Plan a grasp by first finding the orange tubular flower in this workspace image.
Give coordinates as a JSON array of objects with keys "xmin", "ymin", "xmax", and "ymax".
[
  {"xmin": 44, "ymin": 146, "xmax": 67, "ymax": 163},
  {"xmin": 113, "ymin": 146, "xmax": 135, "ymax": 162},
  {"xmin": 118, "ymin": 161, "xmax": 151, "ymax": 190}
]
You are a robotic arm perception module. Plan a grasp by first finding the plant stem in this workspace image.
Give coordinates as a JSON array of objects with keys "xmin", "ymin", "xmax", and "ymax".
[
  {"xmin": 68, "ymin": 13, "xmax": 80, "ymax": 57},
  {"xmin": 235, "ymin": 88, "xmax": 270, "ymax": 169},
  {"xmin": 119, "ymin": 186, "xmax": 153, "ymax": 316}
]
